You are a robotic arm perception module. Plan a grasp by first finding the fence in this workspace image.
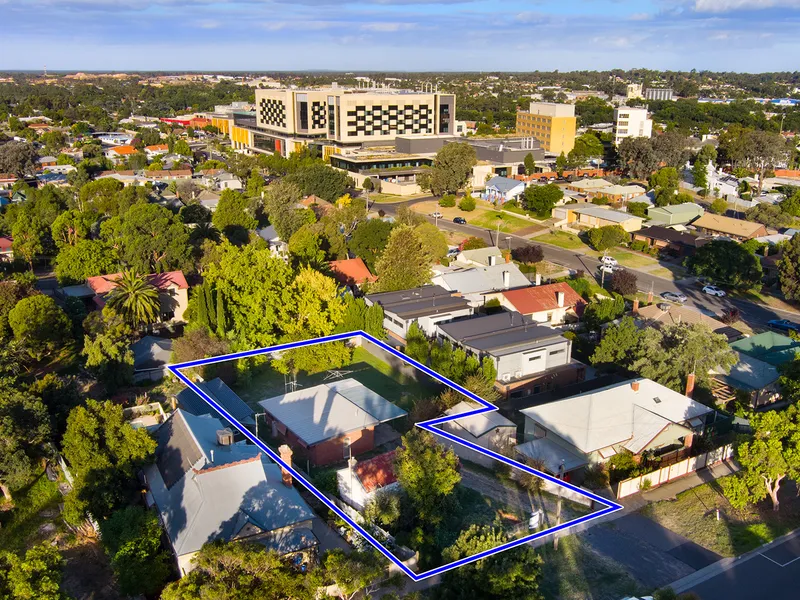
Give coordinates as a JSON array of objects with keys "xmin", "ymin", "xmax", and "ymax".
[{"xmin": 616, "ymin": 444, "xmax": 734, "ymax": 499}]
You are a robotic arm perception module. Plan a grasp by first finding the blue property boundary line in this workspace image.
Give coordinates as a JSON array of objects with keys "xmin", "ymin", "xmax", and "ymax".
[{"xmin": 167, "ymin": 331, "xmax": 624, "ymax": 581}]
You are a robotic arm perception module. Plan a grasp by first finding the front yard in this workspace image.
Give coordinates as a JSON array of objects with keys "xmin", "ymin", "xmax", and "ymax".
[
  {"xmin": 536, "ymin": 231, "xmax": 587, "ymax": 250},
  {"xmin": 641, "ymin": 477, "xmax": 800, "ymax": 557}
]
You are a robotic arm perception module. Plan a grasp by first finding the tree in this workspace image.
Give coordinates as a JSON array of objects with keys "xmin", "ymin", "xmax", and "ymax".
[
  {"xmin": 458, "ymin": 194, "xmax": 477, "ymax": 211},
  {"xmin": 524, "ymin": 152, "xmax": 536, "ymax": 175},
  {"xmin": 414, "ymin": 222, "xmax": 449, "ymax": 264},
  {"xmin": 709, "ymin": 197, "xmax": 728, "ymax": 215},
  {"xmin": 288, "ymin": 224, "xmax": 325, "ymax": 267},
  {"xmin": 0, "ymin": 544, "xmax": 68, "ymax": 600},
  {"xmin": 105, "ymin": 270, "xmax": 161, "ymax": 328},
  {"xmin": 348, "ymin": 218, "xmax": 393, "ymax": 270},
  {"xmin": 462, "ymin": 236, "xmax": 487, "ymax": 250},
  {"xmin": 555, "ymin": 152, "xmax": 567, "ymax": 175},
  {"xmin": 437, "ymin": 525, "xmax": 543, "ymax": 600},
  {"xmin": 173, "ymin": 139, "xmax": 192, "ymax": 157},
  {"xmin": 161, "ymin": 541, "xmax": 316, "ymax": 600},
  {"xmin": 610, "ymin": 268, "xmax": 638, "ymax": 296},
  {"xmin": 394, "ymin": 429, "xmax": 461, "ymax": 525},
  {"xmin": 523, "ymin": 183, "xmax": 563, "ymax": 217},
  {"xmin": 692, "ymin": 157, "xmax": 708, "ymax": 193},
  {"xmin": 652, "ymin": 130, "xmax": 690, "ymax": 169},
  {"xmin": 8, "ymin": 295, "xmax": 72, "ymax": 360},
  {"xmin": 62, "ymin": 400, "xmax": 156, "ymax": 522},
  {"xmin": 746, "ymin": 203, "xmax": 792, "ymax": 229},
  {"xmin": 172, "ymin": 326, "xmax": 233, "ymax": 382},
  {"xmin": 0, "ymin": 385, "xmax": 51, "ymax": 501},
  {"xmin": 687, "ymin": 239, "xmax": 763, "ymax": 290},
  {"xmin": 212, "ymin": 189, "xmax": 257, "ymax": 244},
  {"xmin": 587, "ymin": 224, "xmax": 628, "ymax": 251},
  {"xmin": 54, "ymin": 239, "xmax": 119, "ymax": 285},
  {"xmin": 649, "ymin": 167, "xmax": 680, "ymax": 206},
  {"xmin": 264, "ymin": 180, "xmax": 313, "ymax": 240},
  {"xmin": 424, "ymin": 143, "xmax": 477, "ymax": 196},
  {"xmin": 51, "ymin": 209, "xmax": 94, "ymax": 248},
  {"xmin": 627, "ymin": 201, "xmax": 649, "ymax": 218},
  {"xmin": 82, "ymin": 308, "xmax": 134, "ymax": 390},
  {"xmin": 570, "ymin": 132, "xmax": 605, "ymax": 165},
  {"xmin": 77, "ymin": 178, "xmax": 125, "ymax": 214},
  {"xmin": 324, "ymin": 549, "xmax": 387, "ymax": 600},
  {"xmin": 780, "ymin": 233, "xmax": 800, "ymax": 301},
  {"xmin": 362, "ymin": 176, "xmax": 374, "ymax": 191},
  {"xmin": 742, "ymin": 130, "xmax": 790, "ymax": 196},
  {"xmin": 285, "ymin": 163, "xmax": 352, "ymax": 202},
  {"xmin": 779, "ymin": 189, "xmax": 800, "ymax": 217},
  {"xmin": 722, "ymin": 406, "xmax": 800, "ymax": 512},
  {"xmin": 100, "ymin": 506, "xmax": 171, "ymax": 596},
  {"xmin": 11, "ymin": 213, "xmax": 46, "ymax": 271},
  {"xmin": 583, "ymin": 293, "xmax": 625, "ymax": 330},
  {"xmin": 373, "ymin": 225, "xmax": 434, "ymax": 292},
  {"xmin": 618, "ymin": 137, "xmax": 658, "ymax": 179},
  {"xmin": 0, "ymin": 141, "xmax": 38, "ymax": 177},
  {"xmin": 0, "ymin": 281, "xmax": 35, "ymax": 341},
  {"xmin": 511, "ymin": 244, "xmax": 543, "ymax": 264},
  {"xmin": 590, "ymin": 316, "xmax": 641, "ymax": 367}
]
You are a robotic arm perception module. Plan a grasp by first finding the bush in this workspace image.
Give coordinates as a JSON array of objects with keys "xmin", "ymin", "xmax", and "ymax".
[
  {"xmin": 439, "ymin": 194, "xmax": 456, "ymax": 207},
  {"xmin": 587, "ymin": 225, "xmax": 628, "ymax": 251},
  {"xmin": 511, "ymin": 244, "xmax": 544, "ymax": 264},
  {"xmin": 639, "ymin": 477, "xmax": 652, "ymax": 491},
  {"xmin": 459, "ymin": 194, "xmax": 476, "ymax": 211},
  {"xmin": 311, "ymin": 469, "xmax": 338, "ymax": 495},
  {"xmin": 462, "ymin": 236, "xmax": 487, "ymax": 251},
  {"xmin": 630, "ymin": 239, "xmax": 650, "ymax": 253},
  {"xmin": 582, "ymin": 463, "xmax": 609, "ymax": 489},
  {"xmin": 610, "ymin": 269, "xmax": 638, "ymax": 296},
  {"xmin": 627, "ymin": 201, "xmax": 649, "ymax": 218}
]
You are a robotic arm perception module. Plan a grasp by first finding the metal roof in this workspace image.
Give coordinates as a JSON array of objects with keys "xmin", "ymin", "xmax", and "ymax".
[
  {"xmin": 730, "ymin": 331, "xmax": 800, "ymax": 366},
  {"xmin": 176, "ymin": 379, "xmax": 256, "ymax": 427},
  {"xmin": 131, "ymin": 336, "xmax": 173, "ymax": 371},
  {"xmin": 515, "ymin": 437, "xmax": 588, "ymax": 474},
  {"xmin": 434, "ymin": 263, "xmax": 530, "ymax": 295},
  {"xmin": 445, "ymin": 401, "xmax": 516, "ymax": 438},
  {"xmin": 437, "ymin": 312, "xmax": 564, "ymax": 356},
  {"xmin": 485, "ymin": 176, "xmax": 524, "ymax": 194},
  {"xmin": 573, "ymin": 205, "xmax": 642, "ymax": 223},
  {"xmin": 259, "ymin": 379, "xmax": 406, "ymax": 446},
  {"xmin": 365, "ymin": 285, "xmax": 471, "ymax": 320}
]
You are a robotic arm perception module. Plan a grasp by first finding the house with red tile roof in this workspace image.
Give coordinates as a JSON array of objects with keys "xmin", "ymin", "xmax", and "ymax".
[
  {"xmin": 0, "ymin": 236, "xmax": 13, "ymax": 261},
  {"xmin": 336, "ymin": 449, "xmax": 399, "ymax": 511},
  {"xmin": 328, "ymin": 257, "xmax": 376, "ymax": 289},
  {"xmin": 498, "ymin": 282, "xmax": 585, "ymax": 325},
  {"xmin": 86, "ymin": 271, "xmax": 190, "ymax": 322},
  {"xmin": 104, "ymin": 145, "xmax": 139, "ymax": 163},
  {"xmin": 144, "ymin": 144, "xmax": 169, "ymax": 159}
]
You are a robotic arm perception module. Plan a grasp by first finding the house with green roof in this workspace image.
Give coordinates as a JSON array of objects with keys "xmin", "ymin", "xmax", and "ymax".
[
  {"xmin": 646, "ymin": 202, "xmax": 704, "ymax": 226},
  {"xmin": 730, "ymin": 331, "xmax": 800, "ymax": 367}
]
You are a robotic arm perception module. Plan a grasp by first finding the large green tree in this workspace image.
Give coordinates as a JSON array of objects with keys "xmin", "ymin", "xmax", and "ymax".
[
  {"xmin": 779, "ymin": 233, "xmax": 800, "ymax": 301},
  {"xmin": 649, "ymin": 167, "xmax": 680, "ymax": 207},
  {"xmin": 373, "ymin": 225, "xmax": 433, "ymax": 292},
  {"xmin": 82, "ymin": 308, "xmax": 135, "ymax": 390},
  {"xmin": 11, "ymin": 213, "xmax": 46, "ymax": 271},
  {"xmin": 0, "ymin": 544, "xmax": 68, "ymax": 600},
  {"xmin": 51, "ymin": 209, "xmax": 94, "ymax": 248},
  {"xmin": 0, "ymin": 141, "xmax": 38, "ymax": 177},
  {"xmin": 212, "ymin": 189, "xmax": 258, "ymax": 245},
  {"xmin": 348, "ymin": 218, "xmax": 393, "ymax": 270},
  {"xmin": 746, "ymin": 203, "xmax": 792, "ymax": 229},
  {"xmin": 105, "ymin": 270, "xmax": 161, "ymax": 328},
  {"xmin": 419, "ymin": 143, "xmax": 477, "ymax": 196},
  {"xmin": 587, "ymin": 224, "xmax": 628, "ymax": 251},
  {"xmin": 618, "ymin": 137, "xmax": 658, "ymax": 179},
  {"xmin": 8, "ymin": 295, "xmax": 72, "ymax": 360},
  {"xmin": 524, "ymin": 183, "xmax": 563, "ymax": 217},
  {"xmin": 687, "ymin": 239, "xmax": 763, "ymax": 290},
  {"xmin": 54, "ymin": 239, "xmax": 119, "ymax": 285}
]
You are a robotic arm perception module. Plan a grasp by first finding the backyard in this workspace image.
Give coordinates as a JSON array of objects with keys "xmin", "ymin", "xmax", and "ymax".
[{"xmin": 642, "ymin": 477, "xmax": 800, "ymax": 557}]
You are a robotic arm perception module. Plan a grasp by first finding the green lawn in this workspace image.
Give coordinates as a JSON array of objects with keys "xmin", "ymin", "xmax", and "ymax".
[
  {"xmin": 536, "ymin": 231, "xmax": 588, "ymax": 250},
  {"xmin": 468, "ymin": 210, "xmax": 535, "ymax": 233},
  {"xmin": 367, "ymin": 192, "xmax": 428, "ymax": 204},
  {"xmin": 537, "ymin": 535, "xmax": 643, "ymax": 600},
  {"xmin": 606, "ymin": 250, "xmax": 659, "ymax": 269},
  {"xmin": 641, "ymin": 477, "xmax": 800, "ymax": 557},
  {"xmin": 649, "ymin": 265, "xmax": 688, "ymax": 281},
  {"xmin": 0, "ymin": 471, "xmax": 63, "ymax": 553}
]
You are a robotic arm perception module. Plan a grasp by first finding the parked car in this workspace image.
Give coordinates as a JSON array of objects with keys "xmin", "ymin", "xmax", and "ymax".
[
  {"xmin": 702, "ymin": 285, "xmax": 726, "ymax": 297},
  {"xmin": 430, "ymin": 211, "xmax": 443, "ymax": 219},
  {"xmin": 598, "ymin": 264, "xmax": 621, "ymax": 274},
  {"xmin": 767, "ymin": 319, "xmax": 800, "ymax": 334},
  {"xmin": 453, "ymin": 217, "xmax": 467, "ymax": 224},
  {"xmin": 661, "ymin": 291, "xmax": 688, "ymax": 303},
  {"xmin": 600, "ymin": 255, "xmax": 619, "ymax": 267},
  {"xmin": 446, "ymin": 247, "xmax": 460, "ymax": 257}
]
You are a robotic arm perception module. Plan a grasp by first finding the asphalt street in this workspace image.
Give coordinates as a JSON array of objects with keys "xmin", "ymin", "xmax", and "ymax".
[{"xmin": 378, "ymin": 198, "xmax": 800, "ymax": 330}]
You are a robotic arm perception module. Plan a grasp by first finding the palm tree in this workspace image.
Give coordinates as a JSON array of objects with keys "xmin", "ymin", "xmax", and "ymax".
[{"xmin": 106, "ymin": 270, "xmax": 161, "ymax": 329}]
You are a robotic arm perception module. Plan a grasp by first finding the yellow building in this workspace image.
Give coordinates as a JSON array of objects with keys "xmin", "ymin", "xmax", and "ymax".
[{"xmin": 515, "ymin": 102, "xmax": 576, "ymax": 155}]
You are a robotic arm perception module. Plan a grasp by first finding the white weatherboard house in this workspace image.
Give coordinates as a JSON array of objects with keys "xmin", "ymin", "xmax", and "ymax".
[
  {"xmin": 431, "ymin": 262, "xmax": 530, "ymax": 307},
  {"xmin": 516, "ymin": 378, "xmax": 714, "ymax": 476},
  {"xmin": 483, "ymin": 175, "xmax": 526, "ymax": 204},
  {"xmin": 439, "ymin": 401, "xmax": 517, "ymax": 469}
]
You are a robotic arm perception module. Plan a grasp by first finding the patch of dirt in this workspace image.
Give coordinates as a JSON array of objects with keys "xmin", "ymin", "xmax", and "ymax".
[{"xmin": 60, "ymin": 541, "xmax": 124, "ymax": 600}]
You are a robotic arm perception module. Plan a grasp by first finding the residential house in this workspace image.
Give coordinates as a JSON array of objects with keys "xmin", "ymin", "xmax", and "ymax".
[
  {"xmin": 175, "ymin": 377, "xmax": 256, "ymax": 429},
  {"xmin": 131, "ymin": 336, "xmax": 173, "ymax": 382},
  {"xmin": 456, "ymin": 246, "xmax": 505, "ymax": 267},
  {"xmin": 145, "ymin": 144, "xmax": 169, "ymax": 159},
  {"xmin": 86, "ymin": 270, "xmax": 189, "ymax": 322},
  {"xmin": 144, "ymin": 410, "xmax": 317, "ymax": 575},
  {"xmin": 216, "ymin": 172, "xmax": 243, "ymax": 191},
  {"xmin": 0, "ymin": 236, "xmax": 13, "ymax": 261},
  {"xmin": 336, "ymin": 450, "xmax": 399, "ymax": 511},
  {"xmin": 631, "ymin": 226, "xmax": 698, "ymax": 256},
  {"xmin": 517, "ymin": 378, "xmax": 714, "ymax": 478},
  {"xmin": 256, "ymin": 225, "xmax": 288, "ymax": 259},
  {"xmin": 711, "ymin": 352, "xmax": 780, "ymax": 408},
  {"xmin": 258, "ymin": 379, "xmax": 407, "ymax": 466},
  {"xmin": 566, "ymin": 178, "xmax": 613, "ymax": 194},
  {"xmin": 691, "ymin": 213, "xmax": 767, "ymax": 241},
  {"xmin": 299, "ymin": 195, "xmax": 335, "ymax": 218},
  {"xmin": 104, "ymin": 145, "xmax": 138, "ymax": 163},
  {"xmin": 37, "ymin": 156, "xmax": 57, "ymax": 168},
  {"xmin": 498, "ymin": 282, "xmax": 585, "ymax": 325},
  {"xmin": 552, "ymin": 205, "xmax": 644, "ymax": 232},
  {"xmin": 328, "ymin": 257, "xmax": 376, "ymax": 291},
  {"xmin": 196, "ymin": 189, "xmax": 221, "ymax": 212},
  {"xmin": 438, "ymin": 402, "xmax": 517, "ymax": 469},
  {"xmin": 634, "ymin": 303, "xmax": 744, "ymax": 342},
  {"xmin": 591, "ymin": 184, "xmax": 646, "ymax": 204},
  {"xmin": 646, "ymin": 203, "xmax": 704, "ymax": 226},
  {"xmin": 483, "ymin": 176, "xmax": 526, "ymax": 204},
  {"xmin": 436, "ymin": 311, "xmax": 583, "ymax": 398},
  {"xmin": 729, "ymin": 331, "xmax": 800, "ymax": 367},
  {"xmin": 0, "ymin": 174, "xmax": 18, "ymax": 190},
  {"xmin": 431, "ymin": 262, "xmax": 530, "ymax": 307},
  {"xmin": 364, "ymin": 285, "xmax": 473, "ymax": 340}
]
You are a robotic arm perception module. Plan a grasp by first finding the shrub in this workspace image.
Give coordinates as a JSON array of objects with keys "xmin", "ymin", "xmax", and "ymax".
[
  {"xmin": 610, "ymin": 269, "xmax": 638, "ymax": 296},
  {"xmin": 439, "ymin": 194, "xmax": 456, "ymax": 207},
  {"xmin": 587, "ymin": 225, "xmax": 628, "ymax": 251},
  {"xmin": 582, "ymin": 463, "xmax": 610, "ymax": 489},
  {"xmin": 363, "ymin": 490, "xmax": 402, "ymax": 528},
  {"xmin": 627, "ymin": 201, "xmax": 649, "ymax": 218},
  {"xmin": 511, "ymin": 244, "xmax": 544, "ymax": 264},
  {"xmin": 639, "ymin": 477, "xmax": 652, "ymax": 491},
  {"xmin": 462, "ymin": 236, "xmax": 487, "ymax": 251},
  {"xmin": 311, "ymin": 469, "xmax": 338, "ymax": 495},
  {"xmin": 459, "ymin": 194, "xmax": 476, "ymax": 211},
  {"xmin": 630, "ymin": 240, "xmax": 650, "ymax": 253},
  {"xmin": 484, "ymin": 297, "xmax": 502, "ymax": 314}
]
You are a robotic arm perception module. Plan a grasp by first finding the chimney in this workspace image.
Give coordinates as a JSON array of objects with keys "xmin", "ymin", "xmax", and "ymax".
[
  {"xmin": 503, "ymin": 270, "xmax": 510, "ymax": 289},
  {"xmin": 535, "ymin": 273, "xmax": 542, "ymax": 286},
  {"xmin": 647, "ymin": 289, "xmax": 653, "ymax": 304},
  {"xmin": 685, "ymin": 372, "xmax": 696, "ymax": 398},
  {"xmin": 278, "ymin": 444, "xmax": 293, "ymax": 487},
  {"xmin": 505, "ymin": 251, "xmax": 511, "ymax": 264},
  {"xmin": 631, "ymin": 380, "xmax": 640, "ymax": 392},
  {"xmin": 557, "ymin": 291, "xmax": 565, "ymax": 308},
  {"xmin": 632, "ymin": 298, "xmax": 640, "ymax": 314},
  {"xmin": 216, "ymin": 428, "xmax": 233, "ymax": 446},
  {"xmin": 489, "ymin": 254, "xmax": 497, "ymax": 266}
]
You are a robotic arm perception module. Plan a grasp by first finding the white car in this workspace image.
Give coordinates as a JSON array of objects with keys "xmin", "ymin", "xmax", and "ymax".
[
  {"xmin": 600, "ymin": 255, "xmax": 618, "ymax": 267},
  {"xmin": 702, "ymin": 285, "xmax": 726, "ymax": 297},
  {"xmin": 430, "ymin": 211, "xmax": 443, "ymax": 219},
  {"xmin": 598, "ymin": 264, "xmax": 620, "ymax": 274}
]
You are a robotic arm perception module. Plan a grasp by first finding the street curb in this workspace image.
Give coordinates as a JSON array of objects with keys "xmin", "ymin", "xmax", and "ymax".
[{"xmin": 668, "ymin": 527, "xmax": 800, "ymax": 593}]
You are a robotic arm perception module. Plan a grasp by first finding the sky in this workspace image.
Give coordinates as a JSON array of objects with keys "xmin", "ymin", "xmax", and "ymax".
[{"xmin": 2, "ymin": 0, "xmax": 800, "ymax": 72}]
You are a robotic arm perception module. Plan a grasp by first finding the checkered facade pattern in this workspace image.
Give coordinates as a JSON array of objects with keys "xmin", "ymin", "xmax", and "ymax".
[
  {"xmin": 346, "ymin": 104, "xmax": 433, "ymax": 137},
  {"xmin": 259, "ymin": 98, "xmax": 286, "ymax": 128},
  {"xmin": 311, "ymin": 102, "xmax": 327, "ymax": 129}
]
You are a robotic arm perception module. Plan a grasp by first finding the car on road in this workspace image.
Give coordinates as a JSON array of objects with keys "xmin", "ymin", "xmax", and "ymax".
[
  {"xmin": 600, "ymin": 255, "xmax": 619, "ymax": 267},
  {"xmin": 661, "ymin": 291, "xmax": 688, "ymax": 303},
  {"xmin": 453, "ymin": 217, "xmax": 467, "ymax": 224},
  {"xmin": 767, "ymin": 319, "xmax": 800, "ymax": 334},
  {"xmin": 702, "ymin": 285, "xmax": 726, "ymax": 297},
  {"xmin": 430, "ymin": 211, "xmax": 443, "ymax": 219},
  {"xmin": 598, "ymin": 264, "xmax": 621, "ymax": 274}
]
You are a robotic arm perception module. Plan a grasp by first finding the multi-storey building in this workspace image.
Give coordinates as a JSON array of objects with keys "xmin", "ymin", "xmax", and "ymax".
[
  {"xmin": 515, "ymin": 102, "xmax": 576, "ymax": 155},
  {"xmin": 644, "ymin": 88, "xmax": 675, "ymax": 101},
  {"xmin": 613, "ymin": 107, "xmax": 653, "ymax": 146},
  {"xmin": 626, "ymin": 83, "xmax": 644, "ymax": 100}
]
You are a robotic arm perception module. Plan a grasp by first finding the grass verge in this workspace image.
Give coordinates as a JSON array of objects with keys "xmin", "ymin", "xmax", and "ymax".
[{"xmin": 536, "ymin": 231, "xmax": 588, "ymax": 250}]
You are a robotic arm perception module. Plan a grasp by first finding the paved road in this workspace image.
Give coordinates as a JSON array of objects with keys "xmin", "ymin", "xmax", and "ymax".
[
  {"xmin": 676, "ymin": 531, "xmax": 800, "ymax": 600},
  {"xmin": 378, "ymin": 198, "xmax": 799, "ymax": 330}
]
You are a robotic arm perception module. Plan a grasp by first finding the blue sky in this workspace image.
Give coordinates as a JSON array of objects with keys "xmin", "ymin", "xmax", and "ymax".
[{"xmin": 3, "ymin": 0, "xmax": 800, "ymax": 71}]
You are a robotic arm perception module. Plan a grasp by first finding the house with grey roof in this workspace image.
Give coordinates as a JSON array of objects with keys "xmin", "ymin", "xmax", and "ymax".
[
  {"xmin": 364, "ymin": 285, "xmax": 473, "ymax": 340},
  {"xmin": 456, "ymin": 246, "xmax": 504, "ymax": 268},
  {"xmin": 439, "ymin": 401, "xmax": 517, "ymax": 468},
  {"xmin": 258, "ymin": 378, "xmax": 407, "ymax": 466},
  {"xmin": 435, "ymin": 311, "xmax": 583, "ymax": 399},
  {"xmin": 256, "ymin": 225, "xmax": 288, "ymax": 259},
  {"xmin": 131, "ymin": 336, "xmax": 173, "ymax": 382},
  {"xmin": 175, "ymin": 377, "xmax": 256, "ymax": 429},
  {"xmin": 144, "ymin": 410, "xmax": 317, "ymax": 575},
  {"xmin": 517, "ymin": 378, "xmax": 714, "ymax": 477},
  {"xmin": 483, "ymin": 176, "xmax": 526, "ymax": 204},
  {"xmin": 431, "ymin": 262, "xmax": 530, "ymax": 307},
  {"xmin": 711, "ymin": 352, "xmax": 780, "ymax": 408}
]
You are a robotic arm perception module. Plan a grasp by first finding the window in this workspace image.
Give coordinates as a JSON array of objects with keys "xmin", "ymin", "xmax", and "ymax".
[
  {"xmin": 528, "ymin": 355, "xmax": 542, "ymax": 362},
  {"xmin": 549, "ymin": 349, "xmax": 565, "ymax": 356}
]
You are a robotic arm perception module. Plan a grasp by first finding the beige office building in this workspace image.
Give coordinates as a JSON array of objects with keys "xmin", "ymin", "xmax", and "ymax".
[{"xmin": 515, "ymin": 102, "xmax": 576, "ymax": 155}]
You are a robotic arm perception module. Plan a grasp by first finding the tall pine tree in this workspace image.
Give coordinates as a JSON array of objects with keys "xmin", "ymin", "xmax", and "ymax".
[
  {"xmin": 204, "ymin": 281, "xmax": 217, "ymax": 330},
  {"xmin": 216, "ymin": 287, "xmax": 227, "ymax": 337},
  {"xmin": 195, "ymin": 285, "xmax": 209, "ymax": 329}
]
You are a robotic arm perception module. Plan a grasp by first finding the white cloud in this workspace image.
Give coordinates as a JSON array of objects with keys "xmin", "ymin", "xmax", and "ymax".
[
  {"xmin": 360, "ymin": 22, "xmax": 416, "ymax": 31},
  {"xmin": 695, "ymin": 0, "xmax": 800, "ymax": 12}
]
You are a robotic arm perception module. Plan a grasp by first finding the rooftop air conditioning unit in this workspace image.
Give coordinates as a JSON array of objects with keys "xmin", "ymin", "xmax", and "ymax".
[
  {"xmin": 501, "ymin": 373, "xmax": 511, "ymax": 383},
  {"xmin": 216, "ymin": 428, "xmax": 234, "ymax": 446}
]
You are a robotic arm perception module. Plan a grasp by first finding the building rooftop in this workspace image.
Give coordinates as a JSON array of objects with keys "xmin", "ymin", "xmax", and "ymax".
[
  {"xmin": 434, "ymin": 263, "xmax": 530, "ymax": 295},
  {"xmin": 457, "ymin": 246, "xmax": 504, "ymax": 266},
  {"xmin": 445, "ymin": 401, "xmax": 516, "ymax": 438},
  {"xmin": 485, "ymin": 176, "xmax": 524, "ymax": 194},
  {"xmin": 437, "ymin": 312, "xmax": 565, "ymax": 356},
  {"xmin": 131, "ymin": 336, "xmax": 173, "ymax": 371},
  {"xmin": 87, "ymin": 270, "xmax": 189, "ymax": 294},
  {"xmin": 693, "ymin": 213, "xmax": 765, "ymax": 238},
  {"xmin": 176, "ymin": 378, "xmax": 256, "ymax": 427},
  {"xmin": 730, "ymin": 331, "xmax": 800, "ymax": 366},
  {"xmin": 635, "ymin": 304, "xmax": 743, "ymax": 342},
  {"xmin": 259, "ymin": 379, "xmax": 406, "ymax": 446},
  {"xmin": 501, "ymin": 282, "xmax": 585, "ymax": 316},
  {"xmin": 365, "ymin": 285, "xmax": 471, "ymax": 320},
  {"xmin": 569, "ymin": 178, "xmax": 613, "ymax": 190},
  {"xmin": 573, "ymin": 205, "xmax": 642, "ymax": 224},
  {"xmin": 354, "ymin": 450, "xmax": 398, "ymax": 493},
  {"xmin": 714, "ymin": 352, "xmax": 779, "ymax": 391},
  {"xmin": 328, "ymin": 257, "xmax": 376, "ymax": 286},
  {"xmin": 636, "ymin": 225, "xmax": 698, "ymax": 247}
]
